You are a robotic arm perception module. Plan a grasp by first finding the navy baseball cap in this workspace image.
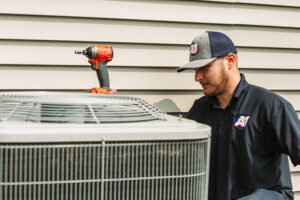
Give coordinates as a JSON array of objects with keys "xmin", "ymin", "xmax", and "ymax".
[{"xmin": 177, "ymin": 31, "xmax": 237, "ymax": 72}]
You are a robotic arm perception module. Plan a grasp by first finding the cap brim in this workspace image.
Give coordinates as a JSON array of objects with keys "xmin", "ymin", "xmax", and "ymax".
[{"xmin": 177, "ymin": 57, "xmax": 217, "ymax": 72}]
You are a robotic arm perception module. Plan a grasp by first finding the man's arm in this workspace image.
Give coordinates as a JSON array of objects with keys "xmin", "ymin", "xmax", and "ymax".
[{"xmin": 271, "ymin": 101, "xmax": 300, "ymax": 166}]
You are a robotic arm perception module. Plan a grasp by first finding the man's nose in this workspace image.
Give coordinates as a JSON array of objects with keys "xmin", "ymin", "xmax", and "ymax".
[{"xmin": 195, "ymin": 69, "xmax": 203, "ymax": 82}]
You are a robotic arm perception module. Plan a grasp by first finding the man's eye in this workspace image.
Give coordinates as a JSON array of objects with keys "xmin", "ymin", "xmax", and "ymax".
[
  {"xmin": 202, "ymin": 66, "xmax": 209, "ymax": 70},
  {"xmin": 195, "ymin": 65, "xmax": 209, "ymax": 72}
]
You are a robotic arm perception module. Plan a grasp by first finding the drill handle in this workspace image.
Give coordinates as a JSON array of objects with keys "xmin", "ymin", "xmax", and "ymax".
[{"xmin": 96, "ymin": 61, "xmax": 110, "ymax": 89}]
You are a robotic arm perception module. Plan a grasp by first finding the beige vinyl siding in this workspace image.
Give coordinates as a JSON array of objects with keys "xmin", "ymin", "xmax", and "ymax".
[
  {"xmin": 0, "ymin": 0, "xmax": 299, "ymax": 197},
  {"xmin": 200, "ymin": 0, "xmax": 300, "ymax": 7},
  {"xmin": 1, "ymin": 1, "xmax": 300, "ymax": 28}
]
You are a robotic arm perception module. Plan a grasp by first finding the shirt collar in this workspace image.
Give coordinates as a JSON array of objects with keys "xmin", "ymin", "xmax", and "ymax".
[
  {"xmin": 232, "ymin": 73, "xmax": 248, "ymax": 99},
  {"xmin": 205, "ymin": 73, "xmax": 248, "ymax": 107}
]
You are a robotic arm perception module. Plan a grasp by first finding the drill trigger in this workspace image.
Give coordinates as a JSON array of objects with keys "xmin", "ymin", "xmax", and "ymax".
[{"xmin": 88, "ymin": 59, "xmax": 98, "ymax": 70}]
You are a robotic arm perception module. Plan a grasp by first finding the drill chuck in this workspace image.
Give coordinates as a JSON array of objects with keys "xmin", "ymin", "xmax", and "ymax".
[
  {"xmin": 75, "ymin": 50, "xmax": 88, "ymax": 55},
  {"xmin": 75, "ymin": 46, "xmax": 97, "ymax": 59}
]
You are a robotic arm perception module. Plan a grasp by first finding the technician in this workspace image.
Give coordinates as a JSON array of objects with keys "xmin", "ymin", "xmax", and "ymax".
[{"xmin": 177, "ymin": 31, "xmax": 300, "ymax": 200}]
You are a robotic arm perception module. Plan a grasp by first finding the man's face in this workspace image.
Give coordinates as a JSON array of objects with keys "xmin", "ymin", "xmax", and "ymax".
[{"xmin": 194, "ymin": 57, "xmax": 229, "ymax": 96}]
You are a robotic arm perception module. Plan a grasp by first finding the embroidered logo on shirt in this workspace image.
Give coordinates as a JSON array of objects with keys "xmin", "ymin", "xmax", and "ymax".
[
  {"xmin": 233, "ymin": 114, "xmax": 251, "ymax": 130},
  {"xmin": 190, "ymin": 42, "xmax": 198, "ymax": 55}
]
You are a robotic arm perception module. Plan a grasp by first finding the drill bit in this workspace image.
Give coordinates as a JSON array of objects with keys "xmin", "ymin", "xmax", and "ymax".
[{"xmin": 74, "ymin": 50, "xmax": 86, "ymax": 54}]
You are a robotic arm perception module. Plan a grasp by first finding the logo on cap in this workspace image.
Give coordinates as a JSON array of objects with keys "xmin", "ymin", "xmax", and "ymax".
[
  {"xmin": 190, "ymin": 42, "xmax": 198, "ymax": 55},
  {"xmin": 233, "ymin": 114, "xmax": 250, "ymax": 130}
]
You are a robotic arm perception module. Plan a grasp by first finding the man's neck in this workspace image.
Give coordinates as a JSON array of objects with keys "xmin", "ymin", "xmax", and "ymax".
[{"xmin": 216, "ymin": 73, "xmax": 241, "ymax": 109}]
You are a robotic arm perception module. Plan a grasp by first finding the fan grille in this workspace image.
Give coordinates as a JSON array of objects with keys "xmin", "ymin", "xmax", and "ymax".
[{"xmin": 0, "ymin": 92, "xmax": 166, "ymax": 123}]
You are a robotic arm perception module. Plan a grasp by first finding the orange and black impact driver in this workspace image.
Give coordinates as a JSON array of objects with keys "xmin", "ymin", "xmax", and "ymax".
[{"xmin": 75, "ymin": 45, "xmax": 116, "ymax": 94}]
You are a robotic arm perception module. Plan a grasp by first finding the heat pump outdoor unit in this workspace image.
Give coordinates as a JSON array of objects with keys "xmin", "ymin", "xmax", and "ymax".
[{"xmin": 0, "ymin": 92, "xmax": 211, "ymax": 200}]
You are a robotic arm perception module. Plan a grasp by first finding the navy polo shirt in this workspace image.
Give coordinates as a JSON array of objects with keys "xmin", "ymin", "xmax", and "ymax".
[{"xmin": 187, "ymin": 74, "xmax": 300, "ymax": 200}]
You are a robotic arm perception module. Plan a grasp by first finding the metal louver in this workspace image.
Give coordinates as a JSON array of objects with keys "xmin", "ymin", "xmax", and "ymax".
[
  {"xmin": 0, "ymin": 92, "xmax": 166, "ymax": 123},
  {"xmin": 0, "ymin": 140, "xmax": 210, "ymax": 200}
]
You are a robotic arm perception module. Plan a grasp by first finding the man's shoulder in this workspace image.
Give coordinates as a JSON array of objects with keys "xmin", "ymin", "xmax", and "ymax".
[
  {"xmin": 193, "ymin": 96, "xmax": 211, "ymax": 107},
  {"xmin": 247, "ymin": 84, "xmax": 293, "ymax": 112},
  {"xmin": 248, "ymin": 84, "xmax": 288, "ymax": 104},
  {"xmin": 189, "ymin": 96, "xmax": 211, "ymax": 114},
  {"xmin": 188, "ymin": 96, "xmax": 212, "ymax": 121}
]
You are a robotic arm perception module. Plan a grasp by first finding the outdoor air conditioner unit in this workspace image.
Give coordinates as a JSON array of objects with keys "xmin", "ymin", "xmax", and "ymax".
[{"xmin": 0, "ymin": 92, "xmax": 211, "ymax": 200}]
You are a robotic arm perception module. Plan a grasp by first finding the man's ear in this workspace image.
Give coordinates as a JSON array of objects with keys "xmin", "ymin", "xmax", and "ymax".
[{"xmin": 226, "ymin": 53, "xmax": 236, "ymax": 69}]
